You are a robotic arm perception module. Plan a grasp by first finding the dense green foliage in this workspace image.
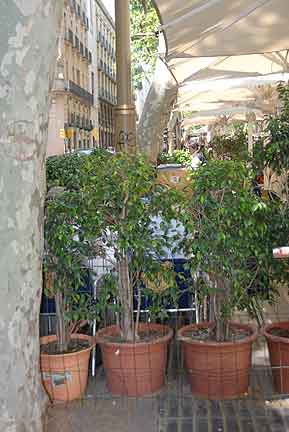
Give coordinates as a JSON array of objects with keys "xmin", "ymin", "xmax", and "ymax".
[
  {"xmin": 46, "ymin": 150, "xmax": 111, "ymax": 190},
  {"xmin": 157, "ymin": 149, "xmax": 193, "ymax": 166},
  {"xmin": 130, "ymin": 0, "xmax": 159, "ymax": 90},
  {"xmin": 180, "ymin": 160, "xmax": 288, "ymax": 340},
  {"xmin": 253, "ymin": 82, "xmax": 289, "ymax": 177},
  {"xmin": 44, "ymin": 153, "xmax": 108, "ymax": 350},
  {"xmin": 45, "ymin": 80, "xmax": 289, "ymax": 345},
  {"xmin": 45, "ymin": 151, "xmax": 181, "ymax": 344},
  {"xmin": 81, "ymin": 151, "xmax": 181, "ymax": 340},
  {"xmin": 208, "ymin": 125, "xmax": 248, "ymax": 161}
]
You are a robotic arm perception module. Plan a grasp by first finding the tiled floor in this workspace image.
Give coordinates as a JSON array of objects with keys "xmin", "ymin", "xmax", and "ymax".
[{"xmin": 45, "ymin": 338, "xmax": 289, "ymax": 432}]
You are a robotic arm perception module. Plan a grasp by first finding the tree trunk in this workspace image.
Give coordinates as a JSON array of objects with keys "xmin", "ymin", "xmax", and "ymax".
[
  {"xmin": 137, "ymin": 57, "xmax": 178, "ymax": 161},
  {"xmin": 55, "ymin": 292, "xmax": 68, "ymax": 352},
  {"xmin": 118, "ymin": 255, "xmax": 134, "ymax": 342},
  {"xmin": 0, "ymin": 2, "xmax": 63, "ymax": 431},
  {"xmin": 214, "ymin": 278, "xmax": 231, "ymax": 342}
]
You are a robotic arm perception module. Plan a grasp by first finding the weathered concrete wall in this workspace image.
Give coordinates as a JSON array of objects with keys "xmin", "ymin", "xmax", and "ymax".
[{"xmin": 0, "ymin": 1, "xmax": 63, "ymax": 431}]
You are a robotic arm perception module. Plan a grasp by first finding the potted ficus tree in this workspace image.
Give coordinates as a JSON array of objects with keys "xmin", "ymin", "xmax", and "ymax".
[
  {"xmin": 178, "ymin": 159, "xmax": 275, "ymax": 399},
  {"xmin": 84, "ymin": 152, "xmax": 181, "ymax": 396},
  {"xmin": 254, "ymin": 81, "xmax": 289, "ymax": 393},
  {"xmin": 40, "ymin": 155, "xmax": 100, "ymax": 402}
]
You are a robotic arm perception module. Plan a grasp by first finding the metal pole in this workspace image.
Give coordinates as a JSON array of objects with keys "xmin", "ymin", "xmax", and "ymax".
[
  {"xmin": 114, "ymin": 0, "xmax": 137, "ymax": 153},
  {"xmin": 246, "ymin": 112, "xmax": 256, "ymax": 156}
]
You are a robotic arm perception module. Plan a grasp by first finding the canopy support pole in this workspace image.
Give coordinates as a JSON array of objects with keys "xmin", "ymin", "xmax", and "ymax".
[{"xmin": 246, "ymin": 112, "xmax": 256, "ymax": 156}]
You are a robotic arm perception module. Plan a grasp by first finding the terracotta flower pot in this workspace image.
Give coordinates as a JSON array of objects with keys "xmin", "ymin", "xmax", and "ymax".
[
  {"xmin": 96, "ymin": 323, "xmax": 173, "ymax": 397},
  {"xmin": 264, "ymin": 321, "xmax": 289, "ymax": 393},
  {"xmin": 178, "ymin": 321, "xmax": 258, "ymax": 399},
  {"xmin": 40, "ymin": 334, "xmax": 95, "ymax": 402}
]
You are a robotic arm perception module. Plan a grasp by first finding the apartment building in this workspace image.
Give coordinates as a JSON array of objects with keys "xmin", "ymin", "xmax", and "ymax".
[
  {"xmin": 47, "ymin": 0, "xmax": 97, "ymax": 156},
  {"xmin": 47, "ymin": 0, "xmax": 116, "ymax": 156},
  {"xmin": 95, "ymin": 0, "xmax": 117, "ymax": 149}
]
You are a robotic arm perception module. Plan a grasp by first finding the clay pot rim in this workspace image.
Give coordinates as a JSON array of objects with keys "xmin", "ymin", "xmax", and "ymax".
[
  {"xmin": 40, "ymin": 333, "xmax": 95, "ymax": 359},
  {"xmin": 263, "ymin": 321, "xmax": 289, "ymax": 344},
  {"xmin": 177, "ymin": 321, "xmax": 258, "ymax": 347},
  {"xmin": 96, "ymin": 323, "xmax": 173, "ymax": 348}
]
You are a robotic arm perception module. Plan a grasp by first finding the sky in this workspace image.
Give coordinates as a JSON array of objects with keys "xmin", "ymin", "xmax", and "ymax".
[{"xmin": 104, "ymin": 0, "xmax": 115, "ymax": 21}]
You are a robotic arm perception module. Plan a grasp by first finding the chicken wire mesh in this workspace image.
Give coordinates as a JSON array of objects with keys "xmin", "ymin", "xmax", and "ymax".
[{"xmin": 41, "ymin": 257, "xmax": 289, "ymax": 432}]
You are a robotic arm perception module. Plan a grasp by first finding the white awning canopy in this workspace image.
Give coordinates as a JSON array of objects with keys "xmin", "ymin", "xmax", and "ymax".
[
  {"xmin": 177, "ymin": 73, "xmax": 288, "ymax": 111},
  {"xmin": 153, "ymin": 0, "xmax": 289, "ymax": 119},
  {"xmin": 182, "ymin": 106, "xmax": 263, "ymax": 126},
  {"xmin": 170, "ymin": 52, "xmax": 289, "ymax": 85},
  {"xmin": 155, "ymin": 0, "xmax": 289, "ymax": 60}
]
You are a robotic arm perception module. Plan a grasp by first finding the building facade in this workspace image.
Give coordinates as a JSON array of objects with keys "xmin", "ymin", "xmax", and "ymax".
[
  {"xmin": 47, "ymin": 0, "xmax": 116, "ymax": 156},
  {"xmin": 95, "ymin": 0, "xmax": 117, "ymax": 149}
]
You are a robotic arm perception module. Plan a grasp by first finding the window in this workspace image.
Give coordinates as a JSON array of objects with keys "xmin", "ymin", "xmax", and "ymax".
[
  {"xmin": 91, "ymin": 72, "xmax": 94, "ymax": 95},
  {"xmin": 64, "ymin": 61, "xmax": 67, "ymax": 80}
]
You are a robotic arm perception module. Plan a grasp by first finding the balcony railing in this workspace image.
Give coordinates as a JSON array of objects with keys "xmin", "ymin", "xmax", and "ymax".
[
  {"xmin": 69, "ymin": 116, "xmax": 92, "ymax": 130},
  {"xmin": 66, "ymin": 80, "xmax": 94, "ymax": 106},
  {"xmin": 98, "ymin": 88, "xmax": 117, "ymax": 106}
]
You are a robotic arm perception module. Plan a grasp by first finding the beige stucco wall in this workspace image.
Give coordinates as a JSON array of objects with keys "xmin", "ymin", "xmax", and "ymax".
[{"xmin": 47, "ymin": 94, "xmax": 65, "ymax": 156}]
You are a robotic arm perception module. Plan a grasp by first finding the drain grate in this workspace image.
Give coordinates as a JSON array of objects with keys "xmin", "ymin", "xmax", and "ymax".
[{"xmin": 158, "ymin": 397, "xmax": 289, "ymax": 432}]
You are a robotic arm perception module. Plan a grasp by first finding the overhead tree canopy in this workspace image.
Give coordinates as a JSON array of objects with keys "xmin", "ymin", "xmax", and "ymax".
[{"xmin": 130, "ymin": 0, "xmax": 159, "ymax": 91}]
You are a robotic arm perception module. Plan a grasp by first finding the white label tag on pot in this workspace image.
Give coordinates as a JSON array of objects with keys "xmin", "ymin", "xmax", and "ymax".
[
  {"xmin": 42, "ymin": 371, "xmax": 72, "ymax": 387},
  {"xmin": 171, "ymin": 176, "xmax": 180, "ymax": 184},
  {"xmin": 273, "ymin": 247, "xmax": 289, "ymax": 259}
]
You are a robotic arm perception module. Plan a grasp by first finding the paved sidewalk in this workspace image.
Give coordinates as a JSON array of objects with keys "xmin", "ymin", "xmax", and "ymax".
[
  {"xmin": 46, "ymin": 370, "xmax": 289, "ymax": 432},
  {"xmin": 46, "ymin": 339, "xmax": 289, "ymax": 432}
]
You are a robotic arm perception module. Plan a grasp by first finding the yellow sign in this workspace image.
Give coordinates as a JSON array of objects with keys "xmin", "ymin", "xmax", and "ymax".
[
  {"xmin": 92, "ymin": 128, "xmax": 99, "ymax": 140},
  {"xmin": 59, "ymin": 128, "xmax": 65, "ymax": 139},
  {"xmin": 66, "ymin": 128, "xmax": 74, "ymax": 139}
]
